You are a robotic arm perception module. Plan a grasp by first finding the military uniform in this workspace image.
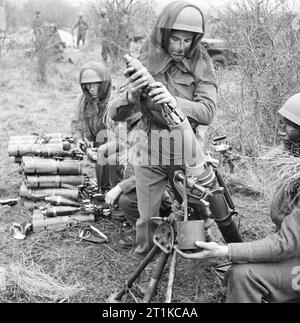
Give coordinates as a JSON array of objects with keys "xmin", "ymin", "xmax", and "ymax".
[
  {"xmin": 73, "ymin": 16, "xmax": 89, "ymax": 48},
  {"xmin": 224, "ymin": 94, "xmax": 300, "ymax": 303},
  {"xmin": 109, "ymin": 2, "xmax": 217, "ymax": 258},
  {"xmin": 71, "ymin": 62, "xmax": 122, "ymax": 190}
]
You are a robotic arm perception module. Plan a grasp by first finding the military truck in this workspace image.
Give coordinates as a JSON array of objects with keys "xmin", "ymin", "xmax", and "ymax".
[{"xmin": 201, "ymin": 38, "xmax": 238, "ymax": 69}]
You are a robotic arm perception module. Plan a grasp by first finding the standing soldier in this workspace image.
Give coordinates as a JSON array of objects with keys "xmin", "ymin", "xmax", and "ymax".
[
  {"xmin": 48, "ymin": 24, "xmax": 66, "ymax": 61},
  {"xmin": 108, "ymin": 1, "xmax": 217, "ymax": 294},
  {"xmin": 31, "ymin": 11, "xmax": 43, "ymax": 50},
  {"xmin": 99, "ymin": 8, "xmax": 110, "ymax": 63},
  {"xmin": 72, "ymin": 12, "xmax": 89, "ymax": 48}
]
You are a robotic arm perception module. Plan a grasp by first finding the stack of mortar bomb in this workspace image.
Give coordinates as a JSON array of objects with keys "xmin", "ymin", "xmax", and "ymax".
[
  {"xmin": 8, "ymin": 133, "xmax": 96, "ymax": 231},
  {"xmin": 8, "ymin": 133, "xmax": 70, "ymax": 164}
]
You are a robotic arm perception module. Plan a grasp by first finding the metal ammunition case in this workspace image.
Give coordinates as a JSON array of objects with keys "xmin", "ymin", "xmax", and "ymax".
[
  {"xmin": 21, "ymin": 157, "xmax": 82, "ymax": 175},
  {"xmin": 25, "ymin": 175, "xmax": 87, "ymax": 188},
  {"xmin": 9, "ymin": 138, "xmax": 63, "ymax": 145},
  {"xmin": 8, "ymin": 144, "xmax": 65, "ymax": 157},
  {"xmin": 10, "ymin": 134, "xmax": 63, "ymax": 141},
  {"xmin": 20, "ymin": 184, "xmax": 79, "ymax": 200}
]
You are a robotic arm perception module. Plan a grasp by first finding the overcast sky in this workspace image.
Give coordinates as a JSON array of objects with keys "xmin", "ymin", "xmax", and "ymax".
[{"xmin": 7, "ymin": 0, "xmax": 300, "ymax": 13}]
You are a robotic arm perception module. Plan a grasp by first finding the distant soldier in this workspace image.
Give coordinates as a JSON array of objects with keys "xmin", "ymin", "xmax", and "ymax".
[
  {"xmin": 99, "ymin": 8, "xmax": 110, "ymax": 63},
  {"xmin": 49, "ymin": 23, "xmax": 66, "ymax": 61},
  {"xmin": 72, "ymin": 12, "xmax": 89, "ymax": 48},
  {"xmin": 31, "ymin": 11, "xmax": 43, "ymax": 50}
]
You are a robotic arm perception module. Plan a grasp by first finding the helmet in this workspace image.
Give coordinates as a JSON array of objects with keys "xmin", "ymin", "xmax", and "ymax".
[
  {"xmin": 81, "ymin": 69, "xmax": 102, "ymax": 84},
  {"xmin": 172, "ymin": 7, "xmax": 204, "ymax": 34},
  {"xmin": 278, "ymin": 93, "xmax": 300, "ymax": 127},
  {"xmin": 78, "ymin": 12, "xmax": 84, "ymax": 17}
]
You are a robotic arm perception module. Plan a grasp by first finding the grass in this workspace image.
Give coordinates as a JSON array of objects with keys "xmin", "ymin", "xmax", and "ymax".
[{"xmin": 0, "ymin": 45, "xmax": 275, "ymax": 303}]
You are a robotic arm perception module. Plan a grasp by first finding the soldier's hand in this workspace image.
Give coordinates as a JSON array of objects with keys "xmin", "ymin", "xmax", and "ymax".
[
  {"xmin": 148, "ymin": 82, "xmax": 177, "ymax": 108},
  {"xmin": 105, "ymin": 185, "xmax": 123, "ymax": 206},
  {"xmin": 174, "ymin": 242, "xmax": 229, "ymax": 262},
  {"xmin": 77, "ymin": 139, "xmax": 86, "ymax": 154},
  {"xmin": 125, "ymin": 67, "xmax": 149, "ymax": 104}
]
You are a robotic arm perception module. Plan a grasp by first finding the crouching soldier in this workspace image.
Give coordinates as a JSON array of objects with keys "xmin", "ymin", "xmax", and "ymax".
[
  {"xmin": 71, "ymin": 61, "xmax": 123, "ymax": 190},
  {"xmin": 176, "ymin": 93, "xmax": 300, "ymax": 303}
]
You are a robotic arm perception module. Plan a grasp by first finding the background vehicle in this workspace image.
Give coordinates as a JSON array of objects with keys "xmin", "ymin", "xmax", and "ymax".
[{"xmin": 201, "ymin": 38, "xmax": 238, "ymax": 69}]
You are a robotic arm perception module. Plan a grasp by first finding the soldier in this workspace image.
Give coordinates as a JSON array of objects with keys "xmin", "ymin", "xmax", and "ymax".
[
  {"xmin": 31, "ymin": 11, "xmax": 43, "ymax": 50},
  {"xmin": 32, "ymin": 11, "xmax": 42, "ymax": 35},
  {"xmin": 108, "ymin": 1, "xmax": 217, "ymax": 294},
  {"xmin": 176, "ymin": 93, "xmax": 300, "ymax": 303},
  {"xmin": 99, "ymin": 8, "xmax": 110, "ymax": 63},
  {"xmin": 72, "ymin": 12, "xmax": 89, "ymax": 48},
  {"xmin": 71, "ymin": 62, "xmax": 123, "ymax": 190},
  {"xmin": 49, "ymin": 24, "xmax": 66, "ymax": 61}
]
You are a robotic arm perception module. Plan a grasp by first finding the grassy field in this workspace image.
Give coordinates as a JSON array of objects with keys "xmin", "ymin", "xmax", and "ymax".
[{"xmin": 0, "ymin": 45, "xmax": 276, "ymax": 303}]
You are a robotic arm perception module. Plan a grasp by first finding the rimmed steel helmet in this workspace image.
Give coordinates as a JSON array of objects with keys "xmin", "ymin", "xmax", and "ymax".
[
  {"xmin": 81, "ymin": 69, "xmax": 102, "ymax": 84},
  {"xmin": 278, "ymin": 93, "xmax": 300, "ymax": 127},
  {"xmin": 172, "ymin": 6, "xmax": 204, "ymax": 34}
]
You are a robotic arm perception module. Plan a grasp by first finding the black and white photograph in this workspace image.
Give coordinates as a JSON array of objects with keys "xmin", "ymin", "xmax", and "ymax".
[{"xmin": 0, "ymin": 0, "xmax": 300, "ymax": 308}]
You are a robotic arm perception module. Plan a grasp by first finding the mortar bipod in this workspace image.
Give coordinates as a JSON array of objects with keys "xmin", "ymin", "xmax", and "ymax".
[{"xmin": 107, "ymin": 219, "xmax": 175, "ymax": 303}]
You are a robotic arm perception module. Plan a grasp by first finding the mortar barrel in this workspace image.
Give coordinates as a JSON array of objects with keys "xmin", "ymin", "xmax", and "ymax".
[{"xmin": 170, "ymin": 118, "xmax": 206, "ymax": 174}]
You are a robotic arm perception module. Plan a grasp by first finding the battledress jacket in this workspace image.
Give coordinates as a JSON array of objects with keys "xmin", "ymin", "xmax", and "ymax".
[
  {"xmin": 228, "ymin": 186, "xmax": 300, "ymax": 263},
  {"xmin": 108, "ymin": 50, "xmax": 217, "ymax": 133}
]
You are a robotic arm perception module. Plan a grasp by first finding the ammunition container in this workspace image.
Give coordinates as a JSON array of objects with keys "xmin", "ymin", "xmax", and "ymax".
[
  {"xmin": 8, "ymin": 144, "xmax": 65, "ymax": 157},
  {"xmin": 21, "ymin": 157, "xmax": 82, "ymax": 175},
  {"xmin": 10, "ymin": 134, "xmax": 63, "ymax": 141},
  {"xmin": 20, "ymin": 183, "xmax": 79, "ymax": 201},
  {"xmin": 25, "ymin": 175, "xmax": 87, "ymax": 188},
  {"xmin": 9, "ymin": 138, "xmax": 63, "ymax": 145}
]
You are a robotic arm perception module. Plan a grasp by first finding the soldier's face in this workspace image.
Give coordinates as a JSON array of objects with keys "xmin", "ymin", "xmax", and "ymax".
[
  {"xmin": 279, "ymin": 118, "xmax": 300, "ymax": 143},
  {"xmin": 84, "ymin": 82, "xmax": 101, "ymax": 99},
  {"xmin": 168, "ymin": 30, "xmax": 194, "ymax": 61}
]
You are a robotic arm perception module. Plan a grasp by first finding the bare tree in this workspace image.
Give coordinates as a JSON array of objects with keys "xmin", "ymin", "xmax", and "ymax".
[{"xmin": 88, "ymin": 0, "xmax": 156, "ymax": 63}]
